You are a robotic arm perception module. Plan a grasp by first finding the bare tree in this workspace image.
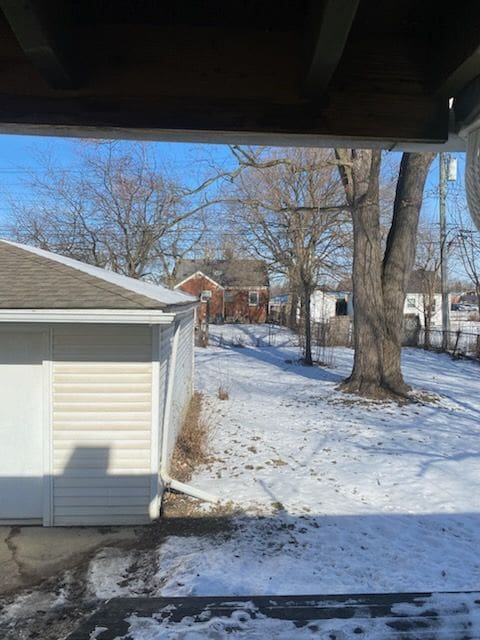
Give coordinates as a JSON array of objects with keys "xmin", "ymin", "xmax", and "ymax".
[
  {"xmin": 227, "ymin": 147, "xmax": 350, "ymax": 365},
  {"xmin": 335, "ymin": 150, "xmax": 435, "ymax": 399},
  {"xmin": 8, "ymin": 141, "xmax": 234, "ymax": 282},
  {"xmin": 414, "ymin": 226, "xmax": 442, "ymax": 348},
  {"xmin": 454, "ymin": 209, "xmax": 480, "ymax": 310}
]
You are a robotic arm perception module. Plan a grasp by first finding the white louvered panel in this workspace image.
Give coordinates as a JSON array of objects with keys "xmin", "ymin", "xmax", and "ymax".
[
  {"xmin": 54, "ymin": 515, "xmax": 151, "ymax": 526},
  {"xmin": 54, "ymin": 506, "xmax": 148, "ymax": 516},
  {"xmin": 53, "ymin": 468, "xmax": 149, "ymax": 478},
  {"xmin": 54, "ymin": 414, "xmax": 150, "ymax": 425},
  {"xmin": 54, "ymin": 402, "xmax": 151, "ymax": 413},
  {"xmin": 54, "ymin": 374, "xmax": 152, "ymax": 384},
  {"xmin": 54, "ymin": 487, "xmax": 150, "ymax": 497},
  {"xmin": 51, "ymin": 324, "xmax": 153, "ymax": 525},
  {"xmin": 54, "ymin": 476, "xmax": 150, "ymax": 488},
  {"xmin": 54, "ymin": 382, "xmax": 150, "ymax": 391},
  {"xmin": 54, "ymin": 449, "xmax": 149, "ymax": 465},
  {"xmin": 53, "ymin": 450, "xmax": 150, "ymax": 470},
  {"xmin": 53, "ymin": 422, "xmax": 151, "ymax": 431},
  {"xmin": 55, "ymin": 384, "xmax": 150, "ymax": 404},
  {"xmin": 54, "ymin": 496, "xmax": 149, "ymax": 507}
]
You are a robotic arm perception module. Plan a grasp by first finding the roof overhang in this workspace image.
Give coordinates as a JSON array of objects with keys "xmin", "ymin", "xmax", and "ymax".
[
  {"xmin": 175, "ymin": 271, "xmax": 224, "ymax": 290},
  {"xmin": 0, "ymin": 308, "xmax": 184, "ymax": 324}
]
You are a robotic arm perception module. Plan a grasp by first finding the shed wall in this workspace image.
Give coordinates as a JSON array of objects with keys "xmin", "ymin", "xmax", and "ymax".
[
  {"xmin": 51, "ymin": 324, "xmax": 153, "ymax": 525},
  {"xmin": 311, "ymin": 291, "xmax": 337, "ymax": 323},
  {"xmin": 161, "ymin": 311, "xmax": 195, "ymax": 471}
]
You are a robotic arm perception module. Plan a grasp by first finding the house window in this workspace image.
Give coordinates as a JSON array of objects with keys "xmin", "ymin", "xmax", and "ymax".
[
  {"xmin": 249, "ymin": 291, "xmax": 259, "ymax": 306},
  {"xmin": 224, "ymin": 290, "xmax": 234, "ymax": 303},
  {"xmin": 200, "ymin": 290, "xmax": 212, "ymax": 302},
  {"xmin": 407, "ymin": 297, "xmax": 416, "ymax": 309}
]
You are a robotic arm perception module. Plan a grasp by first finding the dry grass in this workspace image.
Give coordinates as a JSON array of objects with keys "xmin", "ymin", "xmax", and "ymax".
[
  {"xmin": 170, "ymin": 392, "xmax": 212, "ymax": 483},
  {"xmin": 162, "ymin": 492, "xmax": 242, "ymax": 519},
  {"xmin": 217, "ymin": 385, "xmax": 230, "ymax": 400}
]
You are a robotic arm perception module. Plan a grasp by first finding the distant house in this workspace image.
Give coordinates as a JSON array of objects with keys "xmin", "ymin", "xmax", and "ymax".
[
  {"xmin": 175, "ymin": 259, "xmax": 269, "ymax": 324},
  {"xmin": 404, "ymin": 292, "xmax": 443, "ymax": 326},
  {"xmin": 341, "ymin": 270, "xmax": 449, "ymax": 328},
  {"xmin": 269, "ymin": 290, "xmax": 349, "ymax": 327},
  {"xmin": 311, "ymin": 290, "xmax": 349, "ymax": 323},
  {"xmin": 268, "ymin": 294, "xmax": 289, "ymax": 325},
  {"xmin": 404, "ymin": 270, "xmax": 446, "ymax": 327},
  {"xmin": 456, "ymin": 290, "xmax": 479, "ymax": 309},
  {"xmin": 0, "ymin": 240, "xmax": 197, "ymax": 526}
]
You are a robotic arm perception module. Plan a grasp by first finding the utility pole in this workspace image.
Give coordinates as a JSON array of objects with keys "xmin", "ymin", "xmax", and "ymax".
[{"xmin": 439, "ymin": 153, "xmax": 450, "ymax": 350}]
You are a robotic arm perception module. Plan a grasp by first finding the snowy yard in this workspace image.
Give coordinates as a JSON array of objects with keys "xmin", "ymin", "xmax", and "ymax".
[
  {"xmin": 2, "ymin": 323, "xmax": 480, "ymax": 638},
  {"xmin": 160, "ymin": 324, "xmax": 480, "ymax": 596}
]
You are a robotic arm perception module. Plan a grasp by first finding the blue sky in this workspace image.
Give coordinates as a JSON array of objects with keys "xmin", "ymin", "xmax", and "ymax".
[
  {"xmin": 0, "ymin": 135, "xmax": 235, "ymax": 211},
  {"xmin": 0, "ymin": 133, "xmax": 465, "ymax": 204},
  {"xmin": 0, "ymin": 133, "xmax": 468, "ymax": 258}
]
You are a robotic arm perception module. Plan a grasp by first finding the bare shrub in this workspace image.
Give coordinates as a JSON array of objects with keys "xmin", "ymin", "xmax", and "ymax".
[
  {"xmin": 231, "ymin": 334, "xmax": 245, "ymax": 348},
  {"xmin": 170, "ymin": 392, "xmax": 212, "ymax": 482},
  {"xmin": 218, "ymin": 385, "xmax": 230, "ymax": 400}
]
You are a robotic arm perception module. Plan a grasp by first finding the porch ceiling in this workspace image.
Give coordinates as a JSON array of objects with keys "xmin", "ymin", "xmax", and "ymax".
[{"xmin": 0, "ymin": 1, "xmax": 477, "ymax": 150}]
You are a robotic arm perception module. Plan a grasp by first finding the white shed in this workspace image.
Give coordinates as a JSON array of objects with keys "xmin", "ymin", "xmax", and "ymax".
[
  {"xmin": 404, "ymin": 293, "xmax": 445, "ymax": 327},
  {"xmin": 311, "ymin": 290, "xmax": 338, "ymax": 323},
  {"xmin": 0, "ymin": 240, "xmax": 197, "ymax": 526},
  {"xmin": 311, "ymin": 290, "xmax": 350, "ymax": 323}
]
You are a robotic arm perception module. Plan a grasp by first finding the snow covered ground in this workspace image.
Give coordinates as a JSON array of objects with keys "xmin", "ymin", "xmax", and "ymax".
[
  {"xmin": 148, "ymin": 324, "xmax": 480, "ymax": 597},
  {"xmin": 2, "ymin": 323, "xmax": 480, "ymax": 639}
]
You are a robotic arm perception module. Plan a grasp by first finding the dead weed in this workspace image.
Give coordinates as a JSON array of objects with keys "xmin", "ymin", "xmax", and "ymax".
[
  {"xmin": 170, "ymin": 392, "xmax": 212, "ymax": 483},
  {"xmin": 217, "ymin": 385, "xmax": 230, "ymax": 400},
  {"xmin": 162, "ymin": 492, "xmax": 242, "ymax": 519}
]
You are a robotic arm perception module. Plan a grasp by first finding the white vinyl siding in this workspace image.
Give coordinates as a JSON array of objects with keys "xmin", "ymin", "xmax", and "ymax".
[
  {"xmin": 157, "ymin": 323, "xmax": 173, "ymax": 468},
  {"xmin": 161, "ymin": 311, "xmax": 195, "ymax": 471},
  {"xmin": 51, "ymin": 325, "xmax": 153, "ymax": 525}
]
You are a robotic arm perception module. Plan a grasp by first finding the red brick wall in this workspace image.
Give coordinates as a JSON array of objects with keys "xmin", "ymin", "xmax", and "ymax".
[
  {"xmin": 178, "ymin": 275, "xmax": 224, "ymax": 323},
  {"xmin": 224, "ymin": 288, "xmax": 268, "ymax": 323},
  {"xmin": 178, "ymin": 277, "xmax": 269, "ymax": 324}
]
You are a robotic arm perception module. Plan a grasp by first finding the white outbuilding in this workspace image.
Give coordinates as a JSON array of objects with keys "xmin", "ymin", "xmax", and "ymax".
[
  {"xmin": 0, "ymin": 240, "xmax": 198, "ymax": 526},
  {"xmin": 311, "ymin": 290, "xmax": 350, "ymax": 323}
]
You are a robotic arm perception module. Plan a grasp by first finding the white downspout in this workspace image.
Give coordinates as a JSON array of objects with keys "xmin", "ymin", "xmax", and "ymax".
[{"xmin": 160, "ymin": 318, "xmax": 218, "ymax": 504}]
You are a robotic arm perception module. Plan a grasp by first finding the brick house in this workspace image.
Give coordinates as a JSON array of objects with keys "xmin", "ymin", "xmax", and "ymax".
[{"xmin": 175, "ymin": 259, "xmax": 269, "ymax": 324}]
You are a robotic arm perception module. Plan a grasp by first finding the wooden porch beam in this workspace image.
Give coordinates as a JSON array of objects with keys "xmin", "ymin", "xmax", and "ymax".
[
  {"xmin": 433, "ymin": 2, "xmax": 480, "ymax": 98},
  {"xmin": 0, "ymin": 90, "xmax": 450, "ymax": 148},
  {"xmin": 0, "ymin": 0, "xmax": 76, "ymax": 89},
  {"xmin": 304, "ymin": 0, "xmax": 360, "ymax": 99}
]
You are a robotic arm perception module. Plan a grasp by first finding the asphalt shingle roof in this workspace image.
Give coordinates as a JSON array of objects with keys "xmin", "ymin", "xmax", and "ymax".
[
  {"xmin": 176, "ymin": 259, "xmax": 269, "ymax": 288},
  {"xmin": 0, "ymin": 240, "xmax": 194, "ymax": 309}
]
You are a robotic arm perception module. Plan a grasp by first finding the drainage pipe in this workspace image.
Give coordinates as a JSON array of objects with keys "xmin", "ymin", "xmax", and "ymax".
[{"xmin": 160, "ymin": 319, "xmax": 219, "ymax": 504}]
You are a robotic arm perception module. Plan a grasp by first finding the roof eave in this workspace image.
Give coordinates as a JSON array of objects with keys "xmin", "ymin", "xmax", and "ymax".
[
  {"xmin": 0, "ymin": 309, "xmax": 181, "ymax": 324},
  {"xmin": 174, "ymin": 270, "xmax": 224, "ymax": 289}
]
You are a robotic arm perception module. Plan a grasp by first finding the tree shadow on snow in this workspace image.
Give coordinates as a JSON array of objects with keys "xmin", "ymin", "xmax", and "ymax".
[{"xmin": 213, "ymin": 325, "xmax": 343, "ymax": 384}]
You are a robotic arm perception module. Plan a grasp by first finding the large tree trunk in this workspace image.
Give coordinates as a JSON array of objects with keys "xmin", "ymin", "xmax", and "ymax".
[
  {"xmin": 336, "ymin": 149, "xmax": 434, "ymax": 399},
  {"xmin": 339, "ymin": 151, "xmax": 386, "ymax": 396},
  {"xmin": 381, "ymin": 153, "xmax": 435, "ymax": 393}
]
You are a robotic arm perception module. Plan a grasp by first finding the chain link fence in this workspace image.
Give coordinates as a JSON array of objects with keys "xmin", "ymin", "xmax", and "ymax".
[
  {"xmin": 418, "ymin": 328, "xmax": 480, "ymax": 359},
  {"xmin": 272, "ymin": 308, "xmax": 480, "ymax": 363}
]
